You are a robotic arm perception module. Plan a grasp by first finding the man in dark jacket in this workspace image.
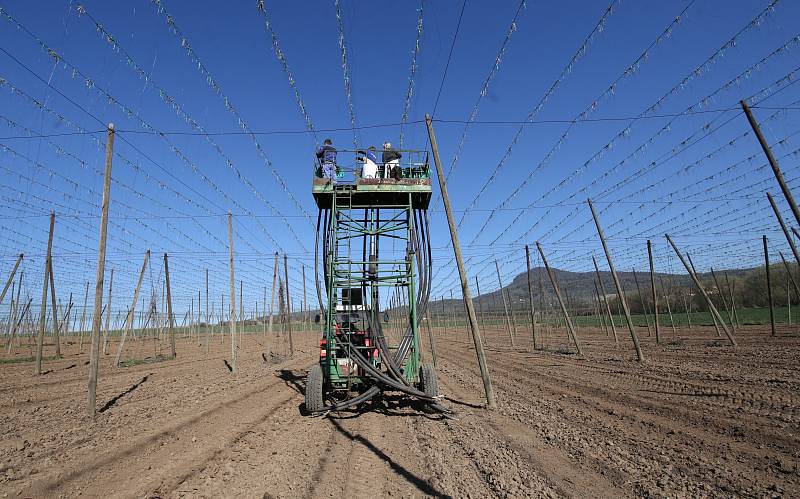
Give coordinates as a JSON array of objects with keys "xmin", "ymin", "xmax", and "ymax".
[
  {"xmin": 381, "ymin": 141, "xmax": 402, "ymax": 179},
  {"xmin": 316, "ymin": 138, "xmax": 337, "ymax": 179}
]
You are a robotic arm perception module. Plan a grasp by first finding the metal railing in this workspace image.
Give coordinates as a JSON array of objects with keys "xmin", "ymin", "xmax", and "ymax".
[{"xmin": 313, "ymin": 149, "xmax": 429, "ymax": 183}]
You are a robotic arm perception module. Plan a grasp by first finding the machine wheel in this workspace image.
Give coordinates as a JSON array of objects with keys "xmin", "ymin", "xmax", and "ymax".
[
  {"xmin": 418, "ymin": 363, "xmax": 439, "ymax": 398},
  {"xmin": 305, "ymin": 364, "xmax": 324, "ymax": 413}
]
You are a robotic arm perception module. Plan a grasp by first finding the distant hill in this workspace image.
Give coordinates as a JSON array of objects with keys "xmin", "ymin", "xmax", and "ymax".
[{"xmin": 429, "ymin": 265, "xmax": 756, "ymax": 316}]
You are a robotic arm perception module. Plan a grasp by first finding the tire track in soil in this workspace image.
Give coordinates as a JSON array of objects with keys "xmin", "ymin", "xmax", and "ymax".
[
  {"xmin": 446, "ymin": 343, "xmax": 789, "ymax": 454},
  {"xmin": 464, "ymin": 346, "xmax": 800, "ymax": 447},
  {"xmin": 490, "ymin": 346, "xmax": 800, "ymax": 418},
  {"xmin": 21, "ymin": 356, "xmax": 313, "ymax": 498},
  {"xmin": 438, "ymin": 342, "xmax": 799, "ymax": 497},
  {"xmin": 435, "ymin": 362, "xmax": 625, "ymax": 498}
]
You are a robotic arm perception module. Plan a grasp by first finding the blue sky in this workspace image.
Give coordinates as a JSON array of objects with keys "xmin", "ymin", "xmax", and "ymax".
[{"xmin": 1, "ymin": 0, "xmax": 800, "ymax": 321}]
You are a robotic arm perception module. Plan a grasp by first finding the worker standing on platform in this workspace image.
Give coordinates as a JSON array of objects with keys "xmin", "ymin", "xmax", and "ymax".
[
  {"xmin": 382, "ymin": 141, "xmax": 402, "ymax": 180},
  {"xmin": 316, "ymin": 138, "xmax": 337, "ymax": 180},
  {"xmin": 360, "ymin": 146, "xmax": 379, "ymax": 179}
]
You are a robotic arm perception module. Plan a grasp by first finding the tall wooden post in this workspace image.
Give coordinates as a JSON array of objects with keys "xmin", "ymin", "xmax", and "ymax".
[
  {"xmin": 475, "ymin": 276, "xmax": 486, "ymax": 345},
  {"xmin": 742, "ymin": 101, "xmax": 800, "ymax": 227},
  {"xmin": 665, "ymin": 234, "xmax": 736, "ymax": 346},
  {"xmin": 536, "ymin": 242, "xmax": 582, "ymax": 355},
  {"xmin": 164, "ymin": 254, "xmax": 176, "ymax": 358},
  {"xmin": 764, "ymin": 235, "xmax": 776, "ymax": 337},
  {"xmin": 102, "ymin": 268, "xmax": 114, "ymax": 355},
  {"xmin": 426, "ymin": 114, "xmax": 496, "ymax": 408},
  {"xmin": 262, "ymin": 285, "xmax": 267, "ymax": 334},
  {"xmin": 450, "ymin": 289, "xmax": 456, "ymax": 330},
  {"xmin": 593, "ymin": 280, "xmax": 609, "ymax": 336},
  {"xmin": 284, "ymin": 254, "xmax": 294, "ymax": 356},
  {"xmin": 197, "ymin": 290, "xmax": 202, "ymax": 341},
  {"xmin": 0, "ymin": 254, "xmax": 23, "ymax": 307},
  {"xmin": 424, "ymin": 311, "xmax": 438, "ymax": 368},
  {"xmin": 35, "ymin": 211, "xmax": 55, "ymax": 375},
  {"xmin": 710, "ymin": 268, "xmax": 735, "ymax": 332},
  {"xmin": 725, "ymin": 272, "xmax": 741, "ymax": 328},
  {"xmin": 268, "ymin": 252, "xmax": 278, "ymax": 336},
  {"xmin": 78, "ymin": 281, "xmax": 89, "ymax": 352},
  {"xmin": 6, "ymin": 271, "xmax": 23, "ymax": 353},
  {"xmin": 588, "ymin": 199, "xmax": 644, "ymax": 361},
  {"xmin": 659, "ymin": 276, "xmax": 677, "ymax": 335},
  {"xmin": 687, "ymin": 253, "xmax": 721, "ymax": 337},
  {"xmin": 87, "ymin": 123, "xmax": 114, "ymax": 416},
  {"xmin": 766, "ymin": 192, "xmax": 800, "ymax": 267},
  {"xmin": 778, "ymin": 252, "xmax": 800, "ymax": 304},
  {"xmin": 114, "ymin": 250, "xmax": 150, "ymax": 366},
  {"xmin": 494, "ymin": 260, "xmax": 515, "ymax": 347},
  {"xmin": 592, "ymin": 255, "xmax": 618, "ymax": 343},
  {"xmin": 647, "ymin": 240, "xmax": 660, "ymax": 344},
  {"xmin": 632, "ymin": 269, "xmax": 652, "ymax": 337},
  {"xmin": 48, "ymin": 258, "xmax": 61, "ymax": 357},
  {"xmin": 524, "ymin": 245, "xmax": 538, "ymax": 349},
  {"xmin": 239, "ymin": 280, "xmax": 243, "ymax": 341},
  {"xmin": 227, "ymin": 212, "xmax": 238, "ymax": 373},
  {"xmin": 205, "ymin": 269, "xmax": 210, "ymax": 353}
]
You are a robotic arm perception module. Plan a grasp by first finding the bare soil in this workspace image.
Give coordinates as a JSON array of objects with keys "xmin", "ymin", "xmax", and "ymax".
[{"xmin": 1, "ymin": 323, "xmax": 798, "ymax": 498}]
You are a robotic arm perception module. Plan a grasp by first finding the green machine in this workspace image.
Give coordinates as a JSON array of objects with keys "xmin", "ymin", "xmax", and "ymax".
[{"xmin": 306, "ymin": 150, "xmax": 443, "ymax": 414}]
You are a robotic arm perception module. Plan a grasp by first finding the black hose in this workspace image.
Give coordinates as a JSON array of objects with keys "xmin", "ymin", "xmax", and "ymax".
[{"xmin": 310, "ymin": 204, "xmax": 450, "ymax": 415}]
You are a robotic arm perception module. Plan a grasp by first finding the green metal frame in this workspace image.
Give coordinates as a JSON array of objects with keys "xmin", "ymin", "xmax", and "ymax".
[{"xmin": 319, "ymin": 184, "xmax": 428, "ymax": 391}]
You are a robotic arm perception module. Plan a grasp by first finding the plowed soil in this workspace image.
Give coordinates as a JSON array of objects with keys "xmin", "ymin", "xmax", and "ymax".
[{"xmin": 1, "ymin": 323, "xmax": 798, "ymax": 498}]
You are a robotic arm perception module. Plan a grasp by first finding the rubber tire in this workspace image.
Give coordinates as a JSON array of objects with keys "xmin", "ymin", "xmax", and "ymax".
[
  {"xmin": 305, "ymin": 364, "xmax": 324, "ymax": 413},
  {"xmin": 419, "ymin": 363, "xmax": 439, "ymax": 398}
]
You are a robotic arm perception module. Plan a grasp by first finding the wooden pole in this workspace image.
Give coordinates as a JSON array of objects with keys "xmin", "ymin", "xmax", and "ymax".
[
  {"xmin": 592, "ymin": 255, "xmax": 618, "ymax": 344},
  {"xmin": 87, "ymin": 123, "xmax": 114, "ymax": 416},
  {"xmin": 268, "ymin": 252, "xmax": 278, "ymax": 336},
  {"xmin": 665, "ymin": 234, "xmax": 736, "ymax": 346},
  {"xmin": 593, "ymin": 280, "xmax": 609, "ymax": 336},
  {"xmin": 741, "ymin": 100, "xmax": 800, "ymax": 227},
  {"xmin": 102, "ymin": 268, "xmax": 114, "ymax": 355},
  {"xmin": 588, "ymin": 199, "xmax": 644, "ymax": 361},
  {"xmin": 778, "ymin": 252, "xmax": 800, "ymax": 304},
  {"xmin": 426, "ymin": 113, "xmax": 496, "ymax": 408},
  {"xmin": 78, "ymin": 281, "xmax": 89, "ymax": 352},
  {"xmin": 647, "ymin": 240, "xmax": 660, "ymax": 344},
  {"xmin": 262, "ymin": 285, "xmax": 267, "ymax": 338},
  {"xmin": 205, "ymin": 268, "xmax": 210, "ymax": 354},
  {"xmin": 475, "ymin": 276, "xmax": 486, "ymax": 345},
  {"xmin": 164, "ymin": 254, "xmax": 176, "ymax": 358},
  {"xmin": 536, "ymin": 242, "xmax": 582, "ymax": 355},
  {"xmin": 710, "ymin": 267, "xmax": 736, "ymax": 332},
  {"xmin": 0, "ymin": 253, "xmax": 23, "ymax": 307},
  {"xmin": 35, "ymin": 211, "xmax": 55, "ymax": 375},
  {"xmin": 48, "ymin": 258, "xmax": 61, "ymax": 357},
  {"xmin": 764, "ymin": 235, "xmax": 776, "ymax": 337},
  {"xmin": 686, "ymin": 253, "xmax": 721, "ymax": 336},
  {"xmin": 6, "ymin": 271, "xmax": 23, "ymax": 353},
  {"xmin": 198, "ymin": 290, "xmax": 202, "ymax": 340},
  {"xmin": 114, "ymin": 251, "xmax": 150, "ymax": 366},
  {"xmin": 632, "ymin": 269, "xmax": 652, "ymax": 337},
  {"xmin": 239, "ymin": 280, "xmax": 243, "ymax": 341},
  {"xmin": 767, "ymin": 192, "xmax": 800, "ymax": 267},
  {"xmin": 725, "ymin": 272, "xmax": 741, "ymax": 328},
  {"xmin": 494, "ymin": 260, "xmax": 515, "ymax": 347},
  {"xmin": 659, "ymin": 276, "xmax": 677, "ymax": 335},
  {"xmin": 424, "ymin": 311, "xmax": 438, "ymax": 368},
  {"xmin": 283, "ymin": 254, "xmax": 294, "ymax": 357},
  {"xmin": 524, "ymin": 245, "xmax": 538, "ymax": 349},
  {"xmin": 227, "ymin": 212, "xmax": 238, "ymax": 373}
]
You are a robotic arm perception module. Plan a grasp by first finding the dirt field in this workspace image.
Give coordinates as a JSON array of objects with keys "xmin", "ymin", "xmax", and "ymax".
[{"xmin": 1, "ymin": 323, "xmax": 798, "ymax": 498}]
